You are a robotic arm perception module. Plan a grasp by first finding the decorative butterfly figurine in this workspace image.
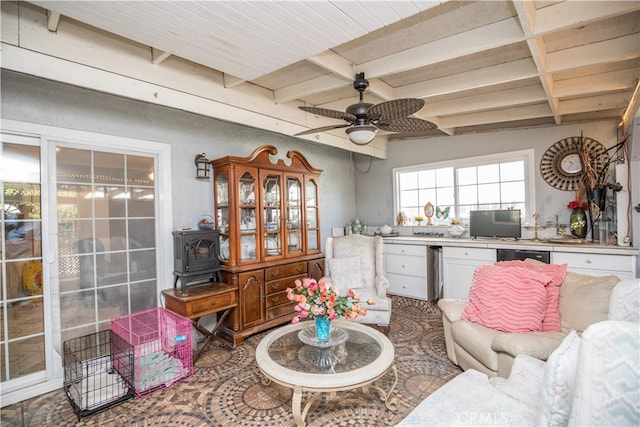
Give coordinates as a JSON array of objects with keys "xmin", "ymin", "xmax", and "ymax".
[{"xmin": 436, "ymin": 206, "xmax": 450, "ymax": 219}]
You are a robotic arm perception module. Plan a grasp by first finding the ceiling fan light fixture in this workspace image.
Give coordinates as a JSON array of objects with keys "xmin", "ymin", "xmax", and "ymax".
[{"xmin": 346, "ymin": 125, "xmax": 377, "ymax": 145}]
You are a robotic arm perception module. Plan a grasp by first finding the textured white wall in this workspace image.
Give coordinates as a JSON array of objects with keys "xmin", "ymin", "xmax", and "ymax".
[
  {"xmin": 3, "ymin": 70, "xmax": 634, "ymax": 249},
  {"xmin": 355, "ymin": 120, "xmax": 624, "ymax": 232},
  {"xmin": 0, "ymin": 70, "xmax": 357, "ymax": 249}
]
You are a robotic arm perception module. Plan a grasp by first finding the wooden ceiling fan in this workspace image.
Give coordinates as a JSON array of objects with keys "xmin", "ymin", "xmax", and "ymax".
[{"xmin": 295, "ymin": 72, "xmax": 437, "ymax": 145}]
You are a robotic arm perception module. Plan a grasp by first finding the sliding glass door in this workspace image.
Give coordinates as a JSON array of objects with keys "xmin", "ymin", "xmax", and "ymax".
[
  {"xmin": 1, "ymin": 126, "xmax": 170, "ymax": 404},
  {"xmin": 1, "ymin": 139, "xmax": 44, "ymax": 383},
  {"xmin": 56, "ymin": 147, "xmax": 158, "ymax": 344}
]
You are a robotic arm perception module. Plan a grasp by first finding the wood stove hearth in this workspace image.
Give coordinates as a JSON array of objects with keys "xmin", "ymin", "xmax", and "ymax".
[{"xmin": 173, "ymin": 229, "xmax": 222, "ymax": 292}]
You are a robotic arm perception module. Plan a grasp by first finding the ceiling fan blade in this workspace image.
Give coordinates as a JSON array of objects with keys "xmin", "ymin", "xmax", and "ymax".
[
  {"xmin": 376, "ymin": 117, "xmax": 437, "ymax": 133},
  {"xmin": 367, "ymin": 98, "xmax": 425, "ymax": 121},
  {"xmin": 294, "ymin": 123, "xmax": 350, "ymax": 136},
  {"xmin": 299, "ymin": 106, "xmax": 356, "ymax": 122}
]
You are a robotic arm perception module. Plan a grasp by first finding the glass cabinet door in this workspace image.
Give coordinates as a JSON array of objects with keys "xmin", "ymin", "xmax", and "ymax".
[
  {"xmin": 262, "ymin": 173, "xmax": 282, "ymax": 258},
  {"xmin": 215, "ymin": 171, "xmax": 230, "ymax": 261},
  {"xmin": 238, "ymin": 171, "xmax": 257, "ymax": 262},
  {"xmin": 285, "ymin": 175, "xmax": 303, "ymax": 256},
  {"xmin": 305, "ymin": 178, "xmax": 320, "ymax": 252}
]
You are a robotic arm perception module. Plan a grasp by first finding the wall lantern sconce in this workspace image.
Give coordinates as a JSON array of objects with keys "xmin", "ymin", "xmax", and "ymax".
[{"xmin": 194, "ymin": 153, "xmax": 211, "ymax": 180}]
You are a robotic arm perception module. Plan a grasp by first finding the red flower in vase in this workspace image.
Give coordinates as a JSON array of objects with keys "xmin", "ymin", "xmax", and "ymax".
[{"xmin": 567, "ymin": 200, "xmax": 588, "ymax": 210}]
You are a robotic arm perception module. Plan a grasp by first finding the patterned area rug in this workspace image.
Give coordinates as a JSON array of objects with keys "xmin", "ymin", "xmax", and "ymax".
[{"xmin": 1, "ymin": 296, "xmax": 462, "ymax": 426}]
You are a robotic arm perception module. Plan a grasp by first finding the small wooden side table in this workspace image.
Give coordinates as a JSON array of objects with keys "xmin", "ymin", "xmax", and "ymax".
[{"xmin": 162, "ymin": 282, "xmax": 237, "ymax": 362}]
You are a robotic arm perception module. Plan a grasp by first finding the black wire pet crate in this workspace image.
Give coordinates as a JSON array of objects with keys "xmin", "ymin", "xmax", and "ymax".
[{"xmin": 63, "ymin": 330, "xmax": 135, "ymax": 419}]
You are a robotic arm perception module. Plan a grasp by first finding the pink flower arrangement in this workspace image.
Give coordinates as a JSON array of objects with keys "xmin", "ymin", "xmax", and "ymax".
[
  {"xmin": 567, "ymin": 200, "xmax": 588, "ymax": 210},
  {"xmin": 286, "ymin": 277, "xmax": 375, "ymax": 324}
]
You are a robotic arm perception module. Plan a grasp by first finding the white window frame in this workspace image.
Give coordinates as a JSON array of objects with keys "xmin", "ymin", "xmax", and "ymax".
[{"xmin": 393, "ymin": 149, "xmax": 535, "ymax": 223}]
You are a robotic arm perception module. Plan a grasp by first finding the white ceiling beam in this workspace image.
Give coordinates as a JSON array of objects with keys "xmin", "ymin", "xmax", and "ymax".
[
  {"xmin": 366, "ymin": 78, "xmax": 396, "ymax": 101},
  {"xmin": 559, "ymin": 91, "xmax": 636, "ymax": 115},
  {"xmin": 555, "ymin": 68, "xmax": 640, "ymax": 99},
  {"xmin": 281, "ymin": 51, "xmax": 396, "ymax": 104},
  {"xmin": 274, "ymin": 74, "xmax": 350, "ymax": 104},
  {"xmin": 513, "ymin": 0, "xmax": 561, "ymax": 124},
  {"xmin": 437, "ymin": 127, "xmax": 455, "ymax": 136},
  {"xmin": 437, "ymin": 103, "xmax": 552, "ymax": 128},
  {"xmin": 360, "ymin": 18, "xmax": 524, "ymax": 78},
  {"xmin": 621, "ymin": 80, "xmax": 640, "ymax": 134},
  {"xmin": 296, "ymin": 3, "xmax": 638, "ymax": 103},
  {"xmin": 425, "ymin": 85, "xmax": 547, "ymax": 117},
  {"xmin": 547, "ymin": 34, "xmax": 640, "ymax": 73},
  {"xmin": 223, "ymin": 73, "xmax": 246, "ymax": 89},
  {"xmin": 2, "ymin": 43, "xmax": 387, "ymax": 159},
  {"xmin": 46, "ymin": 10, "xmax": 60, "ymax": 32},
  {"xmin": 307, "ymin": 51, "xmax": 354, "ymax": 80},
  {"xmin": 533, "ymin": 1, "xmax": 640, "ymax": 36},
  {"xmin": 151, "ymin": 48, "xmax": 171, "ymax": 66},
  {"xmin": 395, "ymin": 58, "xmax": 538, "ymax": 99}
]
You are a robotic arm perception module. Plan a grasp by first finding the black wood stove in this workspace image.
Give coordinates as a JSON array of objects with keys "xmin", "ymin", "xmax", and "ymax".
[{"xmin": 172, "ymin": 229, "xmax": 222, "ymax": 292}]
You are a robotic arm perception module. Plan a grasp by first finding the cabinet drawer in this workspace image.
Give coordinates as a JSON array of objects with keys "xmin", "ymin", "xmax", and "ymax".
[
  {"xmin": 387, "ymin": 273, "xmax": 428, "ymax": 300},
  {"xmin": 443, "ymin": 246, "xmax": 496, "ymax": 262},
  {"xmin": 265, "ymin": 262, "xmax": 307, "ymax": 280},
  {"xmin": 552, "ymin": 252, "xmax": 634, "ymax": 274},
  {"xmin": 266, "ymin": 274, "xmax": 306, "ymax": 294},
  {"xmin": 384, "ymin": 243, "xmax": 425, "ymax": 256},
  {"xmin": 188, "ymin": 291, "xmax": 236, "ymax": 317},
  {"xmin": 385, "ymin": 253, "xmax": 426, "ymax": 277},
  {"xmin": 266, "ymin": 301, "xmax": 296, "ymax": 321},
  {"xmin": 265, "ymin": 290, "xmax": 291, "ymax": 308}
]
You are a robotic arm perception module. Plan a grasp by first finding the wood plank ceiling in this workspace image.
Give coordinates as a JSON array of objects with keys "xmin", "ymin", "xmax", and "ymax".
[{"xmin": 22, "ymin": 1, "xmax": 640, "ymax": 145}]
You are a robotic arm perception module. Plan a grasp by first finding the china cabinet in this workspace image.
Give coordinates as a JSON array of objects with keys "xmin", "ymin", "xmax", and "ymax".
[{"xmin": 211, "ymin": 145, "xmax": 324, "ymax": 345}]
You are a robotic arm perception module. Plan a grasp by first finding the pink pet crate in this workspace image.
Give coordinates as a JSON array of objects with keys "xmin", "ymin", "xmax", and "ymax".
[{"xmin": 111, "ymin": 307, "xmax": 193, "ymax": 397}]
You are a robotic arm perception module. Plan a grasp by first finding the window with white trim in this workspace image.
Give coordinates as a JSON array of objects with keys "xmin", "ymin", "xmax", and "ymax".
[{"xmin": 393, "ymin": 150, "xmax": 534, "ymax": 224}]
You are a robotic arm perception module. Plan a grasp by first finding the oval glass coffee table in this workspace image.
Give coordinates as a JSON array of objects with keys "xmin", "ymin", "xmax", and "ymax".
[{"xmin": 255, "ymin": 319, "xmax": 397, "ymax": 426}]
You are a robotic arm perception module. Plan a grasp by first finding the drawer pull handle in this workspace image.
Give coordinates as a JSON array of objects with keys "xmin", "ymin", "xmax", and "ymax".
[
  {"xmin": 402, "ymin": 264, "xmax": 406, "ymax": 268},
  {"xmin": 271, "ymin": 269, "xmax": 279, "ymax": 276},
  {"xmin": 210, "ymin": 301, "xmax": 217, "ymax": 306},
  {"xmin": 272, "ymin": 296, "xmax": 281, "ymax": 303},
  {"xmin": 271, "ymin": 284, "xmax": 279, "ymax": 290},
  {"xmin": 401, "ymin": 249, "xmax": 405, "ymax": 253},
  {"xmin": 585, "ymin": 259, "xmax": 592, "ymax": 264},
  {"xmin": 296, "ymin": 265, "xmax": 303, "ymax": 272}
]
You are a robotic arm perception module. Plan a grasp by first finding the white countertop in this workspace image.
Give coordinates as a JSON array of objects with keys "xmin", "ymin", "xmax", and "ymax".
[{"xmin": 381, "ymin": 235, "xmax": 639, "ymax": 255}]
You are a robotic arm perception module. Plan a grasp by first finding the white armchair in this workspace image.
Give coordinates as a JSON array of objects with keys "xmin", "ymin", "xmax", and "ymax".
[{"xmin": 324, "ymin": 234, "xmax": 391, "ymax": 332}]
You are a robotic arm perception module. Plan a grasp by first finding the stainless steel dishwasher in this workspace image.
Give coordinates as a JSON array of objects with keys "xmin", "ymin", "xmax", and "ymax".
[{"xmin": 496, "ymin": 248, "xmax": 550, "ymax": 264}]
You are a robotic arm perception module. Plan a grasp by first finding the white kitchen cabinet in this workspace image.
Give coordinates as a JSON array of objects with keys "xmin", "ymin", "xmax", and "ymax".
[
  {"xmin": 384, "ymin": 243, "xmax": 430, "ymax": 300},
  {"xmin": 442, "ymin": 246, "xmax": 496, "ymax": 299},
  {"xmin": 551, "ymin": 252, "xmax": 636, "ymax": 279}
]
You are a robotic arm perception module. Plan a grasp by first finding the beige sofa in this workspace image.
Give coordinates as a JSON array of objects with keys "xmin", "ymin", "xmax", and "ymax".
[
  {"xmin": 399, "ymin": 279, "xmax": 640, "ymax": 426},
  {"xmin": 438, "ymin": 270, "xmax": 621, "ymax": 378}
]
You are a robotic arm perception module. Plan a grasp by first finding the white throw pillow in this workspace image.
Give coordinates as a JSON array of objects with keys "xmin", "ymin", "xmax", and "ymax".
[
  {"xmin": 539, "ymin": 330, "xmax": 581, "ymax": 426},
  {"xmin": 328, "ymin": 256, "xmax": 366, "ymax": 289}
]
